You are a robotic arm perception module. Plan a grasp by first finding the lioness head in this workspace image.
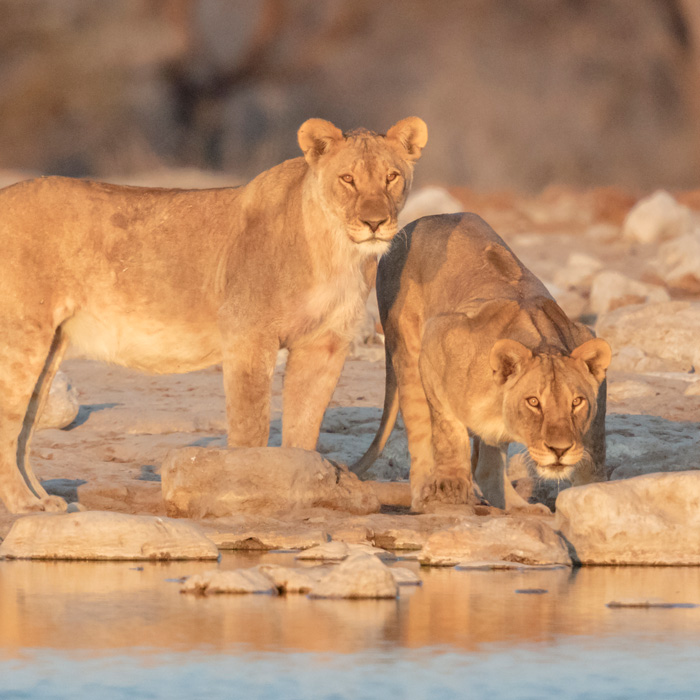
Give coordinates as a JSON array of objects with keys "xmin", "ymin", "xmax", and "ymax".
[
  {"xmin": 297, "ymin": 117, "xmax": 428, "ymax": 254},
  {"xmin": 490, "ymin": 337, "xmax": 612, "ymax": 480}
]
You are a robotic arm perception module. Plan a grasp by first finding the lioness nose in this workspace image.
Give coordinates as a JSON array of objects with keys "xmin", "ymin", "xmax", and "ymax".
[
  {"xmin": 546, "ymin": 444, "xmax": 572, "ymax": 460},
  {"xmin": 362, "ymin": 218, "xmax": 387, "ymax": 233}
]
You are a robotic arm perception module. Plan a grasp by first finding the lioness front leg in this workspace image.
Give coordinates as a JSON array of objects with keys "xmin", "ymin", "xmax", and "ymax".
[
  {"xmin": 282, "ymin": 333, "xmax": 350, "ymax": 449},
  {"xmin": 220, "ymin": 327, "xmax": 279, "ymax": 447}
]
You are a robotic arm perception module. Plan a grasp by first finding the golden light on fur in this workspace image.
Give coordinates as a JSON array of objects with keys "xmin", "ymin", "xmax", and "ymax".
[{"xmin": 0, "ymin": 116, "xmax": 427, "ymax": 513}]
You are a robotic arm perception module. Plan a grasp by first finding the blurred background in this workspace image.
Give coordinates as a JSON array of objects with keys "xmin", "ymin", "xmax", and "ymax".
[{"xmin": 0, "ymin": 0, "xmax": 699, "ymax": 192}]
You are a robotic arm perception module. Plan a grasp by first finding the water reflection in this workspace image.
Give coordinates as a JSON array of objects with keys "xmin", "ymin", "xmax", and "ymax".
[{"xmin": 1, "ymin": 552, "xmax": 699, "ymax": 657}]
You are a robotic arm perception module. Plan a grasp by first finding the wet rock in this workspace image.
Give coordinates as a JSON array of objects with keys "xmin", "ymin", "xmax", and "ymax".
[
  {"xmin": 161, "ymin": 447, "xmax": 381, "ymax": 518},
  {"xmin": 181, "ymin": 568, "xmax": 278, "ymax": 595},
  {"xmin": 622, "ymin": 190, "xmax": 695, "ymax": 244},
  {"xmin": 418, "ymin": 517, "xmax": 571, "ymax": 567},
  {"xmin": 389, "ymin": 566, "xmax": 422, "ymax": 585},
  {"xmin": 606, "ymin": 414, "xmax": 700, "ymax": 481},
  {"xmin": 0, "ymin": 511, "xmax": 219, "ymax": 560},
  {"xmin": 555, "ymin": 471, "xmax": 700, "ymax": 565},
  {"xmin": 296, "ymin": 541, "xmax": 395, "ymax": 562},
  {"xmin": 596, "ymin": 301, "xmax": 700, "ymax": 372},
  {"xmin": 257, "ymin": 564, "xmax": 327, "ymax": 593},
  {"xmin": 589, "ymin": 271, "xmax": 669, "ymax": 315},
  {"xmin": 308, "ymin": 553, "xmax": 399, "ymax": 599},
  {"xmin": 398, "ymin": 186, "xmax": 463, "ymax": 228},
  {"xmin": 37, "ymin": 371, "xmax": 79, "ymax": 430},
  {"xmin": 455, "ymin": 560, "xmax": 568, "ymax": 571}
]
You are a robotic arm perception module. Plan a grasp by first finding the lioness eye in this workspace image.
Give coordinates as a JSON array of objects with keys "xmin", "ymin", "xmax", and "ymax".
[
  {"xmin": 386, "ymin": 172, "xmax": 399, "ymax": 183},
  {"xmin": 527, "ymin": 397, "xmax": 540, "ymax": 408},
  {"xmin": 572, "ymin": 397, "xmax": 583, "ymax": 408},
  {"xmin": 340, "ymin": 174, "xmax": 354, "ymax": 184}
]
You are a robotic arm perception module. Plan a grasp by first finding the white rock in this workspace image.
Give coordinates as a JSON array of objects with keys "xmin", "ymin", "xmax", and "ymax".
[
  {"xmin": 418, "ymin": 517, "xmax": 571, "ymax": 567},
  {"xmin": 257, "ymin": 564, "xmax": 327, "ymax": 593},
  {"xmin": 589, "ymin": 271, "xmax": 669, "ymax": 315},
  {"xmin": 622, "ymin": 190, "xmax": 695, "ymax": 244},
  {"xmin": 0, "ymin": 511, "xmax": 219, "ymax": 560},
  {"xmin": 606, "ymin": 379, "xmax": 656, "ymax": 402},
  {"xmin": 161, "ymin": 447, "xmax": 380, "ymax": 518},
  {"xmin": 38, "ymin": 371, "xmax": 80, "ymax": 430},
  {"xmin": 308, "ymin": 553, "xmax": 399, "ymax": 599},
  {"xmin": 398, "ymin": 186, "xmax": 463, "ymax": 229},
  {"xmin": 295, "ymin": 541, "xmax": 394, "ymax": 562},
  {"xmin": 648, "ymin": 231, "xmax": 700, "ymax": 291},
  {"xmin": 181, "ymin": 568, "xmax": 278, "ymax": 595},
  {"xmin": 389, "ymin": 566, "xmax": 422, "ymax": 585},
  {"xmin": 455, "ymin": 560, "xmax": 568, "ymax": 571},
  {"xmin": 555, "ymin": 471, "xmax": 700, "ymax": 565},
  {"xmin": 596, "ymin": 301, "xmax": 700, "ymax": 372},
  {"xmin": 553, "ymin": 252, "xmax": 603, "ymax": 289}
]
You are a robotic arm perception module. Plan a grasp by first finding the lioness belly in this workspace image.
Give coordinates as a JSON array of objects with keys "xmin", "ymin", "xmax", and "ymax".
[{"xmin": 63, "ymin": 309, "xmax": 222, "ymax": 374}]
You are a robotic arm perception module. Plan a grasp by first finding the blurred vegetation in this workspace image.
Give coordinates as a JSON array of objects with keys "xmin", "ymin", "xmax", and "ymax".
[{"xmin": 0, "ymin": 0, "xmax": 699, "ymax": 191}]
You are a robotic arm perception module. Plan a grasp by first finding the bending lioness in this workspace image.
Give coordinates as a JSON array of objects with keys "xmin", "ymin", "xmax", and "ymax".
[
  {"xmin": 353, "ymin": 213, "xmax": 611, "ymax": 513},
  {"xmin": 0, "ymin": 117, "xmax": 428, "ymax": 513}
]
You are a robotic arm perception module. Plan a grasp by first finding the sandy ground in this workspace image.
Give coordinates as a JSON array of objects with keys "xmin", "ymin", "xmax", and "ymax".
[{"xmin": 3, "ymin": 177, "xmax": 700, "ymax": 539}]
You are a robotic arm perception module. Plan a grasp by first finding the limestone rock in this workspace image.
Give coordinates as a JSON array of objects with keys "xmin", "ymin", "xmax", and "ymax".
[
  {"xmin": 0, "ymin": 511, "xmax": 219, "ymax": 560},
  {"xmin": 389, "ymin": 566, "xmax": 422, "ymax": 585},
  {"xmin": 181, "ymin": 568, "xmax": 278, "ymax": 595},
  {"xmin": 596, "ymin": 301, "xmax": 700, "ymax": 372},
  {"xmin": 606, "ymin": 379, "xmax": 656, "ymax": 403},
  {"xmin": 455, "ymin": 560, "xmax": 568, "ymax": 571},
  {"xmin": 589, "ymin": 271, "xmax": 669, "ymax": 315},
  {"xmin": 161, "ymin": 447, "xmax": 381, "ymax": 518},
  {"xmin": 622, "ymin": 190, "xmax": 695, "ymax": 244},
  {"xmin": 398, "ymin": 186, "xmax": 463, "ymax": 228},
  {"xmin": 553, "ymin": 252, "xmax": 603, "ymax": 290},
  {"xmin": 308, "ymin": 553, "xmax": 399, "ymax": 599},
  {"xmin": 257, "ymin": 564, "xmax": 327, "ymax": 593},
  {"xmin": 295, "ymin": 541, "xmax": 395, "ymax": 562},
  {"xmin": 418, "ymin": 517, "xmax": 571, "ymax": 567},
  {"xmin": 649, "ymin": 232, "xmax": 700, "ymax": 293},
  {"xmin": 555, "ymin": 472, "xmax": 700, "ymax": 565},
  {"xmin": 37, "ymin": 371, "xmax": 79, "ymax": 430}
]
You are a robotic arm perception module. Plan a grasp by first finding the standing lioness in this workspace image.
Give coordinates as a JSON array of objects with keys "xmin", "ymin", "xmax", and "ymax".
[
  {"xmin": 0, "ymin": 117, "xmax": 427, "ymax": 513},
  {"xmin": 353, "ymin": 213, "xmax": 610, "ymax": 512}
]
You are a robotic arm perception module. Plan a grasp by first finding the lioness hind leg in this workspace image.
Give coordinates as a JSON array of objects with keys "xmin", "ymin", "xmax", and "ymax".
[{"xmin": 0, "ymin": 320, "xmax": 69, "ymax": 513}]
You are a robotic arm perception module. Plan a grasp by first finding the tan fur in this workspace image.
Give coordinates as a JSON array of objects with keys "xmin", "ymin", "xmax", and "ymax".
[
  {"xmin": 352, "ymin": 213, "xmax": 610, "ymax": 513},
  {"xmin": 0, "ymin": 117, "xmax": 428, "ymax": 513}
]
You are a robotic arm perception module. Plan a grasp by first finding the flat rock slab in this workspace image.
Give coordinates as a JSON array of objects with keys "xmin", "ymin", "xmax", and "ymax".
[
  {"xmin": 162, "ymin": 446, "xmax": 380, "ymax": 518},
  {"xmin": 182, "ymin": 568, "xmax": 278, "ymax": 595},
  {"xmin": 555, "ymin": 471, "xmax": 700, "ymax": 565},
  {"xmin": 418, "ymin": 516, "xmax": 572, "ymax": 567},
  {"xmin": 0, "ymin": 511, "xmax": 219, "ymax": 560}
]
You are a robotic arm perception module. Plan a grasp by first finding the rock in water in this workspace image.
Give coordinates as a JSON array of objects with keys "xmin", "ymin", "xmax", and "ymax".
[
  {"xmin": 308, "ymin": 553, "xmax": 399, "ymax": 599},
  {"xmin": 555, "ymin": 471, "xmax": 700, "ymax": 565},
  {"xmin": 0, "ymin": 511, "xmax": 219, "ymax": 560},
  {"xmin": 161, "ymin": 446, "xmax": 381, "ymax": 518},
  {"xmin": 418, "ymin": 516, "xmax": 572, "ymax": 567}
]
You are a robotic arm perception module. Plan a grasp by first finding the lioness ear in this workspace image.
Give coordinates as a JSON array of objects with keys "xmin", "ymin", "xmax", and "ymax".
[
  {"xmin": 386, "ymin": 117, "xmax": 428, "ymax": 161},
  {"xmin": 489, "ymin": 339, "xmax": 533, "ymax": 386},
  {"xmin": 570, "ymin": 338, "xmax": 612, "ymax": 383},
  {"xmin": 297, "ymin": 119, "xmax": 344, "ymax": 164}
]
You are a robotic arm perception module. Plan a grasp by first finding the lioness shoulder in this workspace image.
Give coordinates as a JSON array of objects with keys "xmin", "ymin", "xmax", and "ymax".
[{"xmin": 353, "ymin": 213, "xmax": 610, "ymax": 513}]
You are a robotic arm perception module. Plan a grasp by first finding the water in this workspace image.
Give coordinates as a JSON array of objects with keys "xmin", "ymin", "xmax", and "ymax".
[{"xmin": 1, "ymin": 552, "xmax": 699, "ymax": 699}]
